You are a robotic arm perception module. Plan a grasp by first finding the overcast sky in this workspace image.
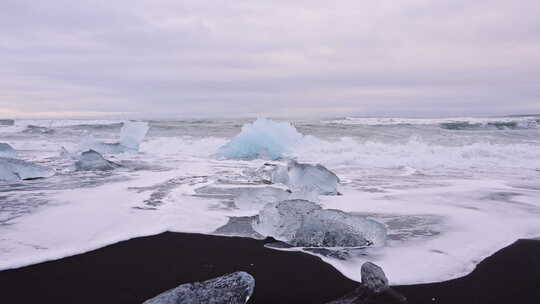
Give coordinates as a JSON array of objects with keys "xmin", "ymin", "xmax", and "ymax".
[{"xmin": 1, "ymin": 0, "xmax": 539, "ymax": 118}]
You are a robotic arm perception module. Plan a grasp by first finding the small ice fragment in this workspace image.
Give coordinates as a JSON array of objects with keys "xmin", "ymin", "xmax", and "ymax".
[
  {"xmin": 119, "ymin": 121, "xmax": 150, "ymax": 150},
  {"xmin": 253, "ymin": 200, "xmax": 386, "ymax": 247},
  {"xmin": 143, "ymin": 272, "xmax": 255, "ymax": 304},
  {"xmin": 0, "ymin": 143, "xmax": 16, "ymax": 158},
  {"xmin": 218, "ymin": 118, "xmax": 303, "ymax": 160},
  {"xmin": 0, "ymin": 157, "xmax": 55, "ymax": 182},
  {"xmin": 75, "ymin": 150, "xmax": 120, "ymax": 171}
]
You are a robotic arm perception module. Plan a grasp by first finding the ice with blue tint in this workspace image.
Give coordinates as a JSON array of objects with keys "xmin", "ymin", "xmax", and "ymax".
[
  {"xmin": 0, "ymin": 143, "xmax": 17, "ymax": 158},
  {"xmin": 252, "ymin": 200, "xmax": 387, "ymax": 247},
  {"xmin": 218, "ymin": 118, "xmax": 303, "ymax": 160},
  {"xmin": 0, "ymin": 157, "xmax": 55, "ymax": 182}
]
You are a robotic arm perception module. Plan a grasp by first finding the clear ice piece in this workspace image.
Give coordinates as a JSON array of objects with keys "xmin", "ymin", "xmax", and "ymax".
[
  {"xmin": 253, "ymin": 200, "xmax": 387, "ymax": 247},
  {"xmin": 143, "ymin": 272, "xmax": 255, "ymax": 304}
]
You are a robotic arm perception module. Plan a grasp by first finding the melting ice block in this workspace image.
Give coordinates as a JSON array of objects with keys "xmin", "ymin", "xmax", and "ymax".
[
  {"xmin": 218, "ymin": 118, "xmax": 303, "ymax": 160},
  {"xmin": 253, "ymin": 160, "xmax": 340, "ymax": 195},
  {"xmin": 0, "ymin": 143, "xmax": 16, "ymax": 158},
  {"xmin": 253, "ymin": 200, "xmax": 387, "ymax": 247},
  {"xmin": 75, "ymin": 150, "xmax": 120, "ymax": 171},
  {"xmin": 287, "ymin": 160, "xmax": 340, "ymax": 195},
  {"xmin": 143, "ymin": 272, "xmax": 255, "ymax": 304},
  {"xmin": 119, "ymin": 121, "xmax": 150, "ymax": 150},
  {"xmin": 83, "ymin": 121, "xmax": 149, "ymax": 154},
  {"xmin": 0, "ymin": 157, "xmax": 55, "ymax": 182}
]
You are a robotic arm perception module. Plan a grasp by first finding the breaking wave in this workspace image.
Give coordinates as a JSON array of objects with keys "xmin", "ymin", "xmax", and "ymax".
[{"xmin": 326, "ymin": 116, "xmax": 540, "ymax": 130}]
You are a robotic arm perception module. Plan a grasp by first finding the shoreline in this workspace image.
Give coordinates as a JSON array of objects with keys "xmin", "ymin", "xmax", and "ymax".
[{"xmin": 0, "ymin": 232, "xmax": 539, "ymax": 303}]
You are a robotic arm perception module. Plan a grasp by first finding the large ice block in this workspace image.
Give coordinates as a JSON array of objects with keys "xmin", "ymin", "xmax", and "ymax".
[{"xmin": 253, "ymin": 200, "xmax": 387, "ymax": 247}]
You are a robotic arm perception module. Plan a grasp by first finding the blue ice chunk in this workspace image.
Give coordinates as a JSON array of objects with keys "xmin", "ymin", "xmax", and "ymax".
[{"xmin": 218, "ymin": 118, "xmax": 303, "ymax": 160}]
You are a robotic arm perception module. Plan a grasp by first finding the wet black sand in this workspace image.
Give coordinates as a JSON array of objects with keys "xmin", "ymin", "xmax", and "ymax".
[{"xmin": 0, "ymin": 232, "xmax": 539, "ymax": 304}]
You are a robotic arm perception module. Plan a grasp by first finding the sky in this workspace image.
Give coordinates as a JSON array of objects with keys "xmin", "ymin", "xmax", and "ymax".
[{"xmin": 1, "ymin": 0, "xmax": 539, "ymax": 118}]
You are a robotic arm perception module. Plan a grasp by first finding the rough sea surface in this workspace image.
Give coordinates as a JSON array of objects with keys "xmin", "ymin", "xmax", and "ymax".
[{"xmin": 1, "ymin": 115, "xmax": 539, "ymax": 284}]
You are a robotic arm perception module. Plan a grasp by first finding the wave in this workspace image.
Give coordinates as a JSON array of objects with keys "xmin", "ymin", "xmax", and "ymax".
[
  {"xmin": 325, "ymin": 116, "xmax": 540, "ymax": 130},
  {"xmin": 290, "ymin": 136, "xmax": 540, "ymax": 172}
]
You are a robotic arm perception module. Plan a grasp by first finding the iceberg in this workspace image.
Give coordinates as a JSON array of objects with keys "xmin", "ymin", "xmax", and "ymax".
[
  {"xmin": 218, "ymin": 118, "xmax": 303, "ymax": 160},
  {"xmin": 0, "ymin": 143, "xmax": 16, "ymax": 158},
  {"xmin": 253, "ymin": 160, "xmax": 340, "ymax": 195},
  {"xmin": 0, "ymin": 157, "xmax": 55, "ymax": 182},
  {"xmin": 143, "ymin": 272, "xmax": 255, "ymax": 304},
  {"xmin": 253, "ymin": 200, "xmax": 386, "ymax": 247},
  {"xmin": 75, "ymin": 150, "xmax": 120, "ymax": 171}
]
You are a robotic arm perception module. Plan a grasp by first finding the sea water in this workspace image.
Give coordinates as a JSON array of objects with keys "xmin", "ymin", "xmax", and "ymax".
[{"xmin": 1, "ymin": 116, "xmax": 539, "ymax": 284}]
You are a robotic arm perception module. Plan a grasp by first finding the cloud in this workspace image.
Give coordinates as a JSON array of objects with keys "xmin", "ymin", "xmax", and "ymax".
[{"xmin": 1, "ymin": 0, "xmax": 539, "ymax": 118}]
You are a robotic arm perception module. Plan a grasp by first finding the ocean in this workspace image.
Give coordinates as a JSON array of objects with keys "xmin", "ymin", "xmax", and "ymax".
[{"xmin": 1, "ymin": 115, "xmax": 540, "ymax": 285}]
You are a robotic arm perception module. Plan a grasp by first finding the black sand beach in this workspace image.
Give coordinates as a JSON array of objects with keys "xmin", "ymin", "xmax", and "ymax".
[{"xmin": 0, "ymin": 232, "xmax": 539, "ymax": 304}]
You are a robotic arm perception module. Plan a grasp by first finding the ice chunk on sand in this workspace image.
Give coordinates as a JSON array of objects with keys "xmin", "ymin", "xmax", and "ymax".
[
  {"xmin": 0, "ymin": 143, "xmax": 16, "ymax": 158},
  {"xmin": 119, "ymin": 121, "xmax": 149, "ymax": 150},
  {"xmin": 327, "ymin": 262, "xmax": 406, "ymax": 304},
  {"xmin": 295, "ymin": 209, "xmax": 387, "ymax": 247},
  {"xmin": 253, "ymin": 200, "xmax": 386, "ymax": 247},
  {"xmin": 218, "ymin": 118, "xmax": 303, "ymax": 160},
  {"xmin": 253, "ymin": 160, "xmax": 340, "ymax": 195},
  {"xmin": 0, "ymin": 157, "xmax": 55, "ymax": 182},
  {"xmin": 361, "ymin": 262, "xmax": 389, "ymax": 293},
  {"xmin": 75, "ymin": 150, "xmax": 120, "ymax": 171},
  {"xmin": 143, "ymin": 271, "xmax": 255, "ymax": 304}
]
